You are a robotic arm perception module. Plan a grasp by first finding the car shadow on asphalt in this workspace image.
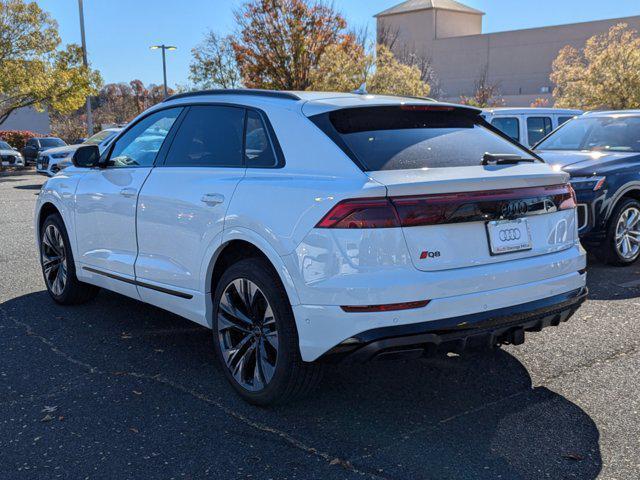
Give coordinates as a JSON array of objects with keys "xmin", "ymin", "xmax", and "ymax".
[
  {"xmin": 1, "ymin": 289, "xmax": 602, "ymax": 480},
  {"xmin": 585, "ymin": 254, "xmax": 640, "ymax": 300},
  {"xmin": 12, "ymin": 183, "xmax": 43, "ymax": 190}
]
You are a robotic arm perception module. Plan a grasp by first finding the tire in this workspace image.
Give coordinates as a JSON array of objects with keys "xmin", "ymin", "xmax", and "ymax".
[
  {"xmin": 599, "ymin": 198, "xmax": 640, "ymax": 266},
  {"xmin": 40, "ymin": 214, "xmax": 100, "ymax": 304},
  {"xmin": 212, "ymin": 257, "xmax": 322, "ymax": 405}
]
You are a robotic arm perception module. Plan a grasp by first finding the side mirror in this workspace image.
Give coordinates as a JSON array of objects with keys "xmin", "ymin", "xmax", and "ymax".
[{"xmin": 72, "ymin": 145, "xmax": 100, "ymax": 168}]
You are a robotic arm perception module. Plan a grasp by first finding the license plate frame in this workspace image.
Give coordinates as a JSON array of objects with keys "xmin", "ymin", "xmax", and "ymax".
[{"xmin": 486, "ymin": 218, "xmax": 532, "ymax": 256}]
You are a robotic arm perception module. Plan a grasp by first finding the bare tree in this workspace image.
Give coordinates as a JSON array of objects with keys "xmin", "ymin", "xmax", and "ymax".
[
  {"xmin": 459, "ymin": 64, "xmax": 504, "ymax": 107},
  {"xmin": 377, "ymin": 21, "xmax": 400, "ymax": 51},
  {"xmin": 190, "ymin": 31, "xmax": 242, "ymax": 89}
]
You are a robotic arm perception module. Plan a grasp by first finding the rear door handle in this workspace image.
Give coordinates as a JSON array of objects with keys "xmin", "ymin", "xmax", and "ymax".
[
  {"xmin": 201, "ymin": 193, "xmax": 225, "ymax": 206},
  {"xmin": 120, "ymin": 188, "xmax": 137, "ymax": 197}
]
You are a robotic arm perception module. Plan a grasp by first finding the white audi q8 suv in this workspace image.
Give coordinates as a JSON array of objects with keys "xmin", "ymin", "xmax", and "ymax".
[{"xmin": 35, "ymin": 90, "xmax": 587, "ymax": 404}]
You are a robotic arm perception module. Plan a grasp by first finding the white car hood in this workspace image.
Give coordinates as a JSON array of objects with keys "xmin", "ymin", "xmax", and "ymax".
[
  {"xmin": 0, "ymin": 149, "xmax": 20, "ymax": 156},
  {"xmin": 41, "ymin": 145, "xmax": 79, "ymax": 156}
]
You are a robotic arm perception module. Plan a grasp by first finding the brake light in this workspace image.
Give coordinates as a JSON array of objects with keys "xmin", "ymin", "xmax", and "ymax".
[
  {"xmin": 315, "ymin": 198, "xmax": 400, "ymax": 228},
  {"xmin": 400, "ymin": 105, "xmax": 455, "ymax": 112},
  {"xmin": 317, "ymin": 184, "xmax": 576, "ymax": 229}
]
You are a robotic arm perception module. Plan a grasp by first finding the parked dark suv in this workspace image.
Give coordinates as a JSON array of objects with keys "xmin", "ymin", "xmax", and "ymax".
[
  {"xmin": 21, "ymin": 137, "xmax": 66, "ymax": 165},
  {"xmin": 535, "ymin": 111, "xmax": 640, "ymax": 265}
]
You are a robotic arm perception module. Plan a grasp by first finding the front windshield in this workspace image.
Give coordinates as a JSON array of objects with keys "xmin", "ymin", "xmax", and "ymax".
[
  {"xmin": 0, "ymin": 141, "xmax": 11, "ymax": 149},
  {"xmin": 537, "ymin": 116, "xmax": 640, "ymax": 152},
  {"xmin": 84, "ymin": 130, "xmax": 116, "ymax": 145}
]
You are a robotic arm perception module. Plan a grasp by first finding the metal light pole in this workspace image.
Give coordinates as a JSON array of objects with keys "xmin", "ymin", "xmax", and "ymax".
[
  {"xmin": 150, "ymin": 45, "xmax": 177, "ymax": 98},
  {"xmin": 78, "ymin": 0, "xmax": 93, "ymax": 136}
]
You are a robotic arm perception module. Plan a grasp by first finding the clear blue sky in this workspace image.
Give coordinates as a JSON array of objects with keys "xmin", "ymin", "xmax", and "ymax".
[{"xmin": 36, "ymin": 0, "xmax": 640, "ymax": 88}]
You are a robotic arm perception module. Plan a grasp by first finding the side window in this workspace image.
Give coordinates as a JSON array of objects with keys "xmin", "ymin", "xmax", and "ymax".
[
  {"xmin": 26, "ymin": 139, "xmax": 37, "ymax": 148},
  {"xmin": 108, "ymin": 108, "xmax": 181, "ymax": 168},
  {"xmin": 245, "ymin": 110, "xmax": 278, "ymax": 168},
  {"xmin": 527, "ymin": 116, "xmax": 553, "ymax": 146},
  {"xmin": 491, "ymin": 117, "xmax": 520, "ymax": 142},
  {"xmin": 558, "ymin": 116, "xmax": 574, "ymax": 126},
  {"xmin": 165, "ymin": 106, "xmax": 244, "ymax": 167}
]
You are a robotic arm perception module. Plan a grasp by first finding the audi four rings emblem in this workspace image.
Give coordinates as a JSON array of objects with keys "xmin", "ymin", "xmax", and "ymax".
[
  {"xmin": 501, "ymin": 201, "xmax": 528, "ymax": 217},
  {"xmin": 499, "ymin": 228, "xmax": 522, "ymax": 241}
]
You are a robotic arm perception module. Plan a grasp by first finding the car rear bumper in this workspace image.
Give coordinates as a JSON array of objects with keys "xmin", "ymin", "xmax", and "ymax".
[
  {"xmin": 318, "ymin": 287, "xmax": 587, "ymax": 363},
  {"xmin": 292, "ymin": 268, "xmax": 587, "ymax": 361}
]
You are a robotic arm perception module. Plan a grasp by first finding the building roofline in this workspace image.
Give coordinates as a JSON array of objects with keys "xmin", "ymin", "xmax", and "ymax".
[
  {"xmin": 375, "ymin": 0, "xmax": 484, "ymax": 18},
  {"xmin": 431, "ymin": 14, "xmax": 640, "ymax": 40}
]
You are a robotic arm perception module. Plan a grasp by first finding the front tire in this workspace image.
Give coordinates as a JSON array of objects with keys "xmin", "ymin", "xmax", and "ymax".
[
  {"xmin": 599, "ymin": 198, "xmax": 640, "ymax": 266},
  {"xmin": 40, "ymin": 214, "xmax": 100, "ymax": 304},
  {"xmin": 212, "ymin": 257, "xmax": 322, "ymax": 405}
]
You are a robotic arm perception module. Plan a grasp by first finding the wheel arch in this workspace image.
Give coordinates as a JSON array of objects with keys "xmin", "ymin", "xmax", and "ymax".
[
  {"xmin": 605, "ymin": 183, "xmax": 640, "ymax": 226},
  {"xmin": 201, "ymin": 229, "xmax": 301, "ymax": 327}
]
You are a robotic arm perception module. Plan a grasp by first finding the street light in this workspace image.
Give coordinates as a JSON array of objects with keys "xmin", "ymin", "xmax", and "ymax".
[
  {"xmin": 78, "ymin": 0, "xmax": 93, "ymax": 136},
  {"xmin": 150, "ymin": 44, "xmax": 177, "ymax": 98}
]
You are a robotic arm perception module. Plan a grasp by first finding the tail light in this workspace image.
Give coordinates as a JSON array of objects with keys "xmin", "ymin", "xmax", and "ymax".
[
  {"xmin": 316, "ymin": 184, "xmax": 576, "ymax": 229},
  {"xmin": 315, "ymin": 198, "xmax": 400, "ymax": 228}
]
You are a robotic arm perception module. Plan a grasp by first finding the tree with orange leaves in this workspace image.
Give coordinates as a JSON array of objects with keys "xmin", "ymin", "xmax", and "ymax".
[{"xmin": 231, "ymin": 0, "xmax": 358, "ymax": 90}]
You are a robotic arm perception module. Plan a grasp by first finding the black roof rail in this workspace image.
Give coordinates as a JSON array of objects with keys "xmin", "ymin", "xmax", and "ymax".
[{"xmin": 163, "ymin": 89, "xmax": 301, "ymax": 102}]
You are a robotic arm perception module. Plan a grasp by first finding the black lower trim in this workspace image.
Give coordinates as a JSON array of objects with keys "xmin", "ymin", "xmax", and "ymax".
[
  {"xmin": 82, "ymin": 266, "xmax": 193, "ymax": 299},
  {"xmin": 320, "ymin": 287, "xmax": 588, "ymax": 363}
]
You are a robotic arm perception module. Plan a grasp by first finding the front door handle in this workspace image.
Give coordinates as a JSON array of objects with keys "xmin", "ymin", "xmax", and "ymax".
[
  {"xmin": 201, "ymin": 193, "xmax": 225, "ymax": 206},
  {"xmin": 120, "ymin": 187, "xmax": 137, "ymax": 197}
]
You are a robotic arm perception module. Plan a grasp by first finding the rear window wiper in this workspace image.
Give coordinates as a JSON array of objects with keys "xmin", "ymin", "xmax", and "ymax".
[{"xmin": 482, "ymin": 153, "xmax": 536, "ymax": 165}]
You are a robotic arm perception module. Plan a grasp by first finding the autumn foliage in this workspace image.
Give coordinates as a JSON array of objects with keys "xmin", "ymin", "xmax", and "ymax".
[
  {"xmin": 0, "ymin": 130, "xmax": 39, "ymax": 150},
  {"xmin": 231, "ymin": 0, "xmax": 358, "ymax": 90},
  {"xmin": 552, "ymin": 23, "xmax": 640, "ymax": 110}
]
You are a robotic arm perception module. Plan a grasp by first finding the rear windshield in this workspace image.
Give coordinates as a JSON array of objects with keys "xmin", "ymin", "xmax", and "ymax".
[{"xmin": 312, "ymin": 106, "xmax": 533, "ymax": 171}]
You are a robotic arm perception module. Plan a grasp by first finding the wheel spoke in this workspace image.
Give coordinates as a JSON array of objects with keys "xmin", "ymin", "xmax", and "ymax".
[
  {"xmin": 225, "ymin": 334, "xmax": 254, "ymax": 370},
  {"xmin": 219, "ymin": 291, "xmax": 254, "ymax": 329},
  {"xmin": 264, "ymin": 330, "xmax": 278, "ymax": 351}
]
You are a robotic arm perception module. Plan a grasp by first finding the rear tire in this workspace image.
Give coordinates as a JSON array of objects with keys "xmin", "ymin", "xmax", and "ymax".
[
  {"xmin": 212, "ymin": 257, "xmax": 322, "ymax": 405},
  {"xmin": 599, "ymin": 198, "xmax": 640, "ymax": 266},
  {"xmin": 39, "ymin": 214, "xmax": 100, "ymax": 304}
]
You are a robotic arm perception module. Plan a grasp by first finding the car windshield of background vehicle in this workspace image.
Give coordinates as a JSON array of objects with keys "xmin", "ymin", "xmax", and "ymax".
[
  {"xmin": 319, "ymin": 107, "xmax": 534, "ymax": 171},
  {"xmin": 491, "ymin": 117, "xmax": 520, "ymax": 142},
  {"xmin": 84, "ymin": 130, "xmax": 116, "ymax": 145},
  {"xmin": 537, "ymin": 116, "xmax": 640, "ymax": 152},
  {"xmin": 0, "ymin": 141, "xmax": 11, "ymax": 149},
  {"xmin": 40, "ymin": 138, "xmax": 66, "ymax": 148}
]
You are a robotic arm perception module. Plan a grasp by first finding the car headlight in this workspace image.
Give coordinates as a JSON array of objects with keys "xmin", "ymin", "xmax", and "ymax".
[
  {"xmin": 570, "ymin": 176, "xmax": 606, "ymax": 192},
  {"xmin": 51, "ymin": 152, "xmax": 70, "ymax": 159}
]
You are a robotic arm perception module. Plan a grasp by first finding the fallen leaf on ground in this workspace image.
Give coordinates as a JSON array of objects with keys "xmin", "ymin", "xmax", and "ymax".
[
  {"xmin": 563, "ymin": 453, "xmax": 584, "ymax": 461},
  {"xmin": 41, "ymin": 414, "xmax": 54, "ymax": 422}
]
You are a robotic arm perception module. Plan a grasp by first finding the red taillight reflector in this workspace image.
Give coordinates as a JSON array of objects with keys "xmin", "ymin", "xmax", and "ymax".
[
  {"xmin": 341, "ymin": 300, "xmax": 430, "ymax": 313},
  {"xmin": 315, "ymin": 197, "xmax": 400, "ymax": 229}
]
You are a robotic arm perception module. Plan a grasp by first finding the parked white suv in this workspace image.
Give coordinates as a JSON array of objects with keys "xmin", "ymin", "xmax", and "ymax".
[
  {"xmin": 483, "ymin": 108, "xmax": 583, "ymax": 147},
  {"xmin": 36, "ymin": 128, "xmax": 122, "ymax": 177},
  {"xmin": 35, "ymin": 90, "xmax": 587, "ymax": 404}
]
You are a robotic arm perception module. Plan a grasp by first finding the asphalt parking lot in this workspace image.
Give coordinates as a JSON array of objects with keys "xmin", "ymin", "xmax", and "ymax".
[{"xmin": 1, "ymin": 172, "xmax": 639, "ymax": 480}]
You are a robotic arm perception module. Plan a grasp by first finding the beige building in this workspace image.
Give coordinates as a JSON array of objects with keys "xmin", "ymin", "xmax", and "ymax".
[
  {"xmin": 0, "ymin": 106, "xmax": 50, "ymax": 134},
  {"xmin": 376, "ymin": 0, "xmax": 640, "ymax": 106}
]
